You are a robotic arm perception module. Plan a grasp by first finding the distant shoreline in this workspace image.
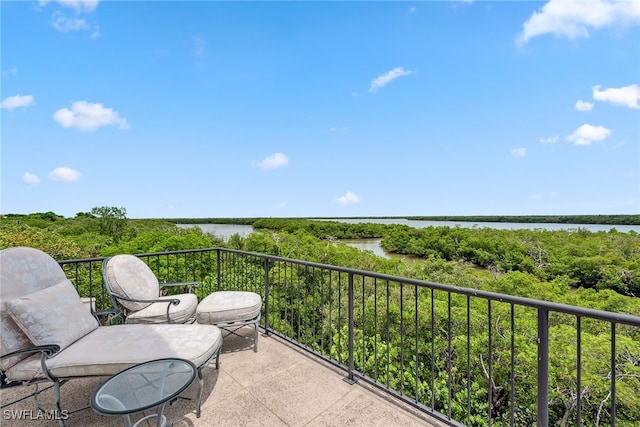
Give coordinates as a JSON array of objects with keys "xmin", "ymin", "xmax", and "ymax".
[{"xmin": 164, "ymin": 214, "xmax": 640, "ymax": 226}]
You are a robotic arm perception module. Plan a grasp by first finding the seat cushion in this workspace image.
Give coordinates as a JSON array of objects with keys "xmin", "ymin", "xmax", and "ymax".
[
  {"xmin": 196, "ymin": 291, "xmax": 262, "ymax": 324},
  {"xmin": 103, "ymin": 255, "xmax": 159, "ymax": 312},
  {"xmin": 125, "ymin": 294, "xmax": 198, "ymax": 324},
  {"xmin": 5, "ymin": 324, "xmax": 222, "ymax": 382},
  {"xmin": 5, "ymin": 280, "xmax": 99, "ymax": 352}
]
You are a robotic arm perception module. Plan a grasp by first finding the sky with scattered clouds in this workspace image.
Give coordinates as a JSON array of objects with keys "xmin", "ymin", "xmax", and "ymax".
[{"xmin": 2, "ymin": 0, "xmax": 639, "ymax": 218}]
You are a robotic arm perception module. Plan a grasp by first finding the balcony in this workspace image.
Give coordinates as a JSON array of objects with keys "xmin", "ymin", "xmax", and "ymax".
[
  {"xmin": 1, "ymin": 328, "xmax": 439, "ymax": 426},
  {"xmin": 2, "ymin": 248, "xmax": 639, "ymax": 426}
]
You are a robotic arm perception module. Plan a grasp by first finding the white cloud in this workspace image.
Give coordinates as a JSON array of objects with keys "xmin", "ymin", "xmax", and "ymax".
[
  {"xmin": 258, "ymin": 153, "xmax": 289, "ymax": 170},
  {"xmin": 52, "ymin": 14, "xmax": 90, "ymax": 32},
  {"xmin": 39, "ymin": 0, "xmax": 100, "ymax": 13},
  {"xmin": 566, "ymin": 123, "xmax": 612, "ymax": 146},
  {"xmin": 511, "ymin": 147, "xmax": 527, "ymax": 158},
  {"xmin": 539, "ymin": 135, "xmax": 559, "ymax": 144},
  {"xmin": 575, "ymin": 99, "xmax": 594, "ymax": 112},
  {"xmin": 23, "ymin": 173, "xmax": 40, "ymax": 185},
  {"xmin": 517, "ymin": 0, "xmax": 640, "ymax": 45},
  {"xmin": 58, "ymin": 0, "xmax": 99, "ymax": 13},
  {"xmin": 53, "ymin": 101, "xmax": 129, "ymax": 131},
  {"xmin": 48, "ymin": 167, "xmax": 81, "ymax": 182},
  {"xmin": 592, "ymin": 84, "xmax": 640, "ymax": 109},
  {"xmin": 1, "ymin": 94, "xmax": 35, "ymax": 110},
  {"xmin": 2, "ymin": 66, "xmax": 17, "ymax": 76},
  {"xmin": 408, "ymin": 6, "xmax": 417, "ymax": 14},
  {"xmin": 369, "ymin": 67, "xmax": 413, "ymax": 93},
  {"xmin": 51, "ymin": 11, "xmax": 99, "ymax": 37},
  {"xmin": 337, "ymin": 191, "xmax": 361, "ymax": 206}
]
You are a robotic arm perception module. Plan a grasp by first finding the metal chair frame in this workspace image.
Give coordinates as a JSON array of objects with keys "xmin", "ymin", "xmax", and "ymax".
[{"xmin": 102, "ymin": 256, "xmax": 199, "ymax": 324}]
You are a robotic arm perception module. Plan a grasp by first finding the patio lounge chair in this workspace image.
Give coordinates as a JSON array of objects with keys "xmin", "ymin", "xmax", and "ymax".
[
  {"xmin": 102, "ymin": 254, "xmax": 199, "ymax": 324},
  {"xmin": 103, "ymin": 253, "xmax": 262, "ymax": 351},
  {"xmin": 0, "ymin": 247, "xmax": 223, "ymax": 426}
]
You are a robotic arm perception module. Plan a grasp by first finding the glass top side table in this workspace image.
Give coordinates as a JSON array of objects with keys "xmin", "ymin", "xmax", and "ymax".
[{"xmin": 91, "ymin": 358, "xmax": 196, "ymax": 427}]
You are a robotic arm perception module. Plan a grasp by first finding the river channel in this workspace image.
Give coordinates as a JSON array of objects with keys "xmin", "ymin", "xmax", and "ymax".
[{"xmin": 178, "ymin": 219, "xmax": 639, "ymax": 259}]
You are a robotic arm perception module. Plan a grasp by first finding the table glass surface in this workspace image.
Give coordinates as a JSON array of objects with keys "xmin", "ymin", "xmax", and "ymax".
[{"xmin": 92, "ymin": 358, "xmax": 196, "ymax": 415}]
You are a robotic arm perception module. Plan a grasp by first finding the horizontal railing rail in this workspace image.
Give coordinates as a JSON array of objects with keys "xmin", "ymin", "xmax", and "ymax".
[{"xmin": 58, "ymin": 248, "xmax": 640, "ymax": 427}]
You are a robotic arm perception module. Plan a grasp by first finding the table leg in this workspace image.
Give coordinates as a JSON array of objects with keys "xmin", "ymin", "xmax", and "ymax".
[
  {"xmin": 156, "ymin": 402, "xmax": 168, "ymax": 427},
  {"xmin": 131, "ymin": 407, "xmax": 167, "ymax": 427}
]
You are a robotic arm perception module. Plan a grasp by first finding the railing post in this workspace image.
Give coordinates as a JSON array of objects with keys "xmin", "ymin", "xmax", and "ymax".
[
  {"xmin": 263, "ymin": 258, "xmax": 270, "ymax": 336},
  {"xmin": 216, "ymin": 249, "xmax": 221, "ymax": 291},
  {"xmin": 537, "ymin": 308, "xmax": 549, "ymax": 427},
  {"xmin": 610, "ymin": 322, "xmax": 616, "ymax": 426},
  {"xmin": 344, "ymin": 272, "xmax": 357, "ymax": 384}
]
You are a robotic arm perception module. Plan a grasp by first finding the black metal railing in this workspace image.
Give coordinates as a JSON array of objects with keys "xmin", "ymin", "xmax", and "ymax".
[{"xmin": 59, "ymin": 248, "xmax": 640, "ymax": 427}]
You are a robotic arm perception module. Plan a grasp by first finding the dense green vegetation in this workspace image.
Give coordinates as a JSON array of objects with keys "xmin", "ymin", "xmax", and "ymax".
[
  {"xmin": 250, "ymin": 218, "xmax": 640, "ymax": 297},
  {"xmin": 2, "ymin": 210, "xmax": 639, "ymax": 300},
  {"xmin": 1, "ymin": 209, "xmax": 639, "ymax": 426},
  {"xmin": 382, "ymin": 225, "xmax": 640, "ymax": 297},
  {"xmin": 0, "ymin": 209, "xmax": 223, "ymax": 259}
]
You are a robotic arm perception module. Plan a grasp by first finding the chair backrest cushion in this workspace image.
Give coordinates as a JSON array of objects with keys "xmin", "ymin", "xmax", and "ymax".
[
  {"xmin": 0, "ymin": 247, "xmax": 70, "ymax": 370},
  {"xmin": 6, "ymin": 280, "xmax": 99, "ymax": 352},
  {"xmin": 103, "ymin": 254, "xmax": 159, "ymax": 312}
]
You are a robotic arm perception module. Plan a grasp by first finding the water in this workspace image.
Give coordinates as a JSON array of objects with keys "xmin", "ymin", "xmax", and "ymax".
[
  {"xmin": 178, "ymin": 223, "xmax": 395, "ymax": 257},
  {"xmin": 177, "ymin": 223, "xmax": 254, "ymax": 241},
  {"xmin": 338, "ymin": 238, "xmax": 390, "ymax": 258},
  {"xmin": 179, "ymin": 219, "xmax": 639, "ymax": 259},
  {"xmin": 313, "ymin": 218, "xmax": 640, "ymax": 233}
]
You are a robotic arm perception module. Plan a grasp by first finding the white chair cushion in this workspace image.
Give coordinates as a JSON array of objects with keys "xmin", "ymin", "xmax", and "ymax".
[
  {"xmin": 5, "ymin": 280, "xmax": 99, "ymax": 352},
  {"xmin": 0, "ymin": 304, "xmax": 33, "ymax": 371},
  {"xmin": 103, "ymin": 255, "xmax": 159, "ymax": 312},
  {"xmin": 0, "ymin": 247, "xmax": 70, "ymax": 371},
  {"xmin": 125, "ymin": 294, "xmax": 198, "ymax": 324},
  {"xmin": 196, "ymin": 291, "xmax": 262, "ymax": 324},
  {"xmin": 5, "ymin": 324, "xmax": 222, "ymax": 381}
]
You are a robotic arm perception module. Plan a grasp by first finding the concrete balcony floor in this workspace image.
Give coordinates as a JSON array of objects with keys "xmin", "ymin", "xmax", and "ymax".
[{"xmin": 1, "ymin": 328, "xmax": 443, "ymax": 427}]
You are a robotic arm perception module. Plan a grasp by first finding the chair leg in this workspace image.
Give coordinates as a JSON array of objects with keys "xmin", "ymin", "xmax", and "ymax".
[
  {"xmin": 53, "ymin": 380, "xmax": 66, "ymax": 427},
  {"xmin": 29, "ymin": 381, "xmax": 67, "ymax": 427},
  {"xmin": 196, "ymin": 367, "xmax": 203, "ymax": 418},
  {"xmin": 253, "ymin": 321, "xmax": 259, "ymax": 353}
]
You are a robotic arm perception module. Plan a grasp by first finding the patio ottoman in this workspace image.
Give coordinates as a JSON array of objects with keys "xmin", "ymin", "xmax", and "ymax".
[{"xmin": 196, "ymin": 291, "xmax": 262, "ymax": 352}]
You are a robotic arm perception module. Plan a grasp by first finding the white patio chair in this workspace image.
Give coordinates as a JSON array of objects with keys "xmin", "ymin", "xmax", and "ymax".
[{"xmin": 102, "ymin": 254, "xmax": 198, "ymax": 324}]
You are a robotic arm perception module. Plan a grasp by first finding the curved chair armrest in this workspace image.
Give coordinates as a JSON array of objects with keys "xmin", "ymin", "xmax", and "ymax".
[
  {"xmin": 92, "ymin": 308, "xmax": 121, "ymax": 324},
  {"xmin": 109, "ymin": 292, "xmax": 181, "ymax": 307},
  {"xmin": 1, "ymin": 344, "xmax": 61, "ymax": 362},
  {"xmin": 110, "ymin": 292, "xmax": 182, "ymax": 323},
  {"xmin": 93, "ymin": 308, "xmax": 119, "ymax": 317},
  {"xmin": 1, "ymin": 344, "xmax": 61, "ymax": 384}
]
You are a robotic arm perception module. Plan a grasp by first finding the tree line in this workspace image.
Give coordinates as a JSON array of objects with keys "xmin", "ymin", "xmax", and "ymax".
[{"xmin": 162, "ymin": 215, "xmax": 640, "ymax": 226}]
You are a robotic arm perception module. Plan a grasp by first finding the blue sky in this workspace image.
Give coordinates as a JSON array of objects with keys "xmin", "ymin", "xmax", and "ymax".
[{"xmin": 2, "ymin": 0, "xmax": 639, "ymax": 219}]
